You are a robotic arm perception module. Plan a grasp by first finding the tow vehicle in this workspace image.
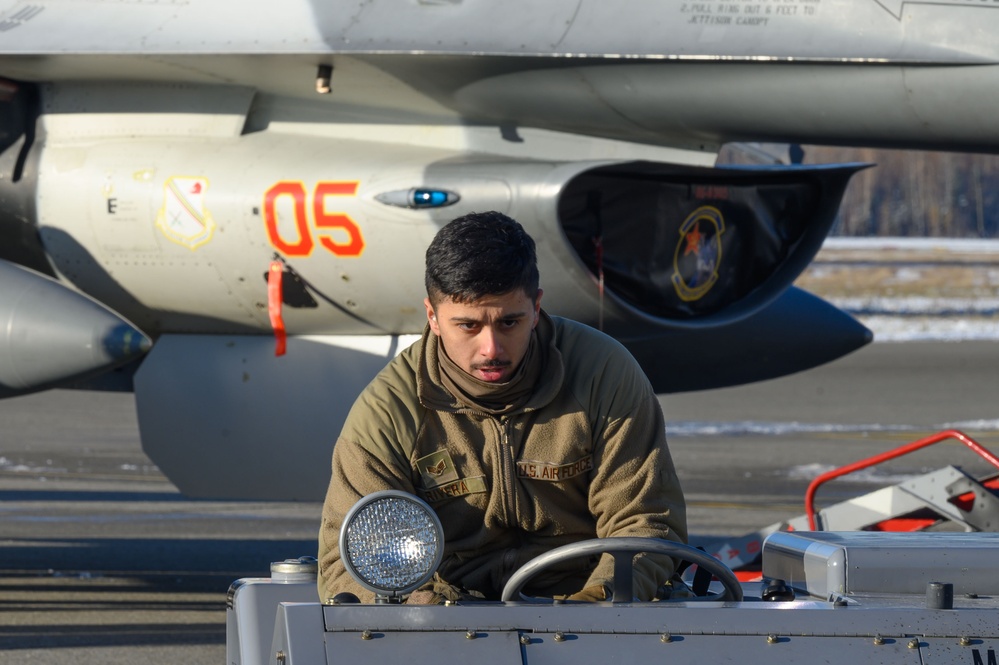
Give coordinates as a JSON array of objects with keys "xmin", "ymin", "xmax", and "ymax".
[{"xmin": 227, "ymin": 431, "xmax": 999, "ymax": 665}]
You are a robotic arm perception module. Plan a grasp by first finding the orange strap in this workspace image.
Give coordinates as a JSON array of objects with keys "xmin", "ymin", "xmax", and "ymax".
[{"xmin": 267, "ymin": 261, "xmax": 287, "ymax": 356}]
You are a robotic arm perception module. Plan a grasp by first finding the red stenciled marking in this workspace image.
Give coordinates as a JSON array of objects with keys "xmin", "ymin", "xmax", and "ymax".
[
  {"xmin": 264, "ymin": 181, "xmax": 313, "ymax": 257},
  {"xmin": 314, "ymin": 181, "xmax": 364, "ymax": 257},
  {"xmin": 263, "ymin": 181, "xmax": 364, "ymax": 258}
]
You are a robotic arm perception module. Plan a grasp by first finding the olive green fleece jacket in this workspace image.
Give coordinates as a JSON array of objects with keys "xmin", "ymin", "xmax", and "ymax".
[{"xmin": 318, "ymin": 312, "xmax": 687, "ymax": 602}]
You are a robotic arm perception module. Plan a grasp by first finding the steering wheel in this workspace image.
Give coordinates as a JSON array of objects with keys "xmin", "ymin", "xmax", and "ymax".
[{"xmin": 500, "ymin": 537, "xmax": 743, "ymax": 603}]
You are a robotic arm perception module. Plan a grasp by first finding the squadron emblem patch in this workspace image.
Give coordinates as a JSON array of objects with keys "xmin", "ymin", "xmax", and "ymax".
[
  {"xmin": 672, "ymin": 205, "xmax": 725, "ymax": 302},
  {"xmin": 155, "ymin": 176, "xmax": 216, "ymax": 249}
]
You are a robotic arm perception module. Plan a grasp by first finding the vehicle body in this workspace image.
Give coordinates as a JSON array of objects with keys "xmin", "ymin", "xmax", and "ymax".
[
  {"xmin": 228, "ymin": 532, "xmax": 999, "ymax": 665},
  {"xmin": 226, "ymin": 432, "xmax": 999, "ymax": 664}
]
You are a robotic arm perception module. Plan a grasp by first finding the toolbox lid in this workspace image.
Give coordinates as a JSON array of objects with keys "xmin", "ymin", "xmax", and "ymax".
[{"xmin": 761, "ymin": 531, "xmax": 999, "ymax": 598}]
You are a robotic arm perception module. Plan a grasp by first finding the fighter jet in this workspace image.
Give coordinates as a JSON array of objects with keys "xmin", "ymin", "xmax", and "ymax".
[{"xmin": 0, "ymin": 0, "xmax": 995, "ymax": 499}]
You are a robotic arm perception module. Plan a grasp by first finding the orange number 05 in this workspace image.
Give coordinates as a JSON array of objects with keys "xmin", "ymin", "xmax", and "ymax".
[{"xmin": 263, "ymin": 181, "xmax": 364, "ymax": 257}]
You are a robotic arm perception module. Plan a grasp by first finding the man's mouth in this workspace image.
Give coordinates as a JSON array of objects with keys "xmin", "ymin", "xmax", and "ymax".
[{"xmin": 473, "ymin": 362, "xmax": 510, "ymax": 382}]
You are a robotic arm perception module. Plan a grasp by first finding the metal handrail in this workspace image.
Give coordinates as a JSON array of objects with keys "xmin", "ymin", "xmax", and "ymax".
[{"xmin": 804, "ymin": 429, "xmax": 999, "ymax": 530}]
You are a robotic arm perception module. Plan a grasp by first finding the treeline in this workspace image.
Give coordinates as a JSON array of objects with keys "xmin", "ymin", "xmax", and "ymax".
[{"xmin": 720, "ymin": 145, "xmax": 999, "ymax": 238}]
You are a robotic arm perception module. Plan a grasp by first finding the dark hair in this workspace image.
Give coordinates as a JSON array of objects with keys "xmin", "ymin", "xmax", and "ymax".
[{"xmin": 425, "ymin": 211, "xmax": 539, "ymax": 305}]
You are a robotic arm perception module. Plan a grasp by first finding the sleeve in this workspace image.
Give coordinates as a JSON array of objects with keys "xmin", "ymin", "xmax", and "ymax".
[
  {"xmin": 316, "ymin": 381, "xmax": 420, "ymax": 604},
  {"xmin": 583, "ymin": 388, "xmax": 688, "ymax": 601}
]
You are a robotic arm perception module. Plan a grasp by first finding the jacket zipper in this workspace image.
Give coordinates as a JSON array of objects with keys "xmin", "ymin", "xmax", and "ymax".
[{"xmin": 496, "ymin": 416, "xmax": 518, "ymax": 526}]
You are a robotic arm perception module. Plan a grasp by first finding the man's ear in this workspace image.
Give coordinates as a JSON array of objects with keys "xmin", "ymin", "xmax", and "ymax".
[
  {"xmin": 532, "ymin": 288, "xmax": 544, "ymax": 328},
  {"xmin": 424, "ymin": 297, "xmax": 440, "ymax": 336}
]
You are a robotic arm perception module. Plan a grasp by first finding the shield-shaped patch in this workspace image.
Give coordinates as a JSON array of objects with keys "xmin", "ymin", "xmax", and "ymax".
[{"xmin": 155, "ymin": 176, "xmax": 216, "ymax": 249}]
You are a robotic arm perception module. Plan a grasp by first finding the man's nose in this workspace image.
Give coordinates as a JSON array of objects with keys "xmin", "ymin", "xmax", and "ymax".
[{"xmin": 479, "ymin": 327, "xmax": 503, "ymax": 358}]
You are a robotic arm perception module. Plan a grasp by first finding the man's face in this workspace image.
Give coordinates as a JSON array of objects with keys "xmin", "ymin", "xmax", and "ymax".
[{"xmin": 424, "ymin": 289, "xmax": 543, "ymax": 383}]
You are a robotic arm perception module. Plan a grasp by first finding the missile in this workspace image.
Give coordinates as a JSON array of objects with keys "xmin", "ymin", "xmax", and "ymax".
[{"xmin": 0, "ymin": 259, "xmax": 151, "ymax": 397}]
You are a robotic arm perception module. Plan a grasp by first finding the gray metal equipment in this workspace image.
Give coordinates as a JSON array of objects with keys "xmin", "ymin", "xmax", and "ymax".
[
  {"xmin": 227, "ymin": 557, "xmax": 320, "ymax": 665},
  {"xmin": 228, "ymin": 494, "xmax": 999, "ymax": 665}
]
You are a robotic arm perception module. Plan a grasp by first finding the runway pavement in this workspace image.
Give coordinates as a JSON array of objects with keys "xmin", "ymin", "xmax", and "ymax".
[{"xmin": 0, "ymin": 340, "xmax": 997, "ymax": 664}]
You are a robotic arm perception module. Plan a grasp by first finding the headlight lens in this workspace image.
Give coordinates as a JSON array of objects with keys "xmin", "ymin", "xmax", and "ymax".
[{"xmin": 339, "ymin": 490, "xmax": 444, "ymax": 598}]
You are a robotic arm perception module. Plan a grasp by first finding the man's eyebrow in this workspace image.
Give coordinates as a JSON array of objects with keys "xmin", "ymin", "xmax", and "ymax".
[{"xmin": 449, "ymin": 311, "xmax": 529, "ymax": 322}]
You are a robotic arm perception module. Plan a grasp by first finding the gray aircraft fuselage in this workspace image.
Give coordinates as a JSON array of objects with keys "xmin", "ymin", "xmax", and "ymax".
[{"xmin": 0, "ymin": 0, "xmax": 994, "ymax": 499}]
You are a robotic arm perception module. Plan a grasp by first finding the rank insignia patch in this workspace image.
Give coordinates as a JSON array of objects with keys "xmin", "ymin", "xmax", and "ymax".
[{"xmin": 415, "ymin": 450, "xmax": 459, "ymax": 489}]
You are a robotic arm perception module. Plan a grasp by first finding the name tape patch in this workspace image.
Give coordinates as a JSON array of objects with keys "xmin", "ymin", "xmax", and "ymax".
[
  {"xmin": 420, "ymin": 476, "xmax": 487, "ymax": 502},
  {"xmin": 516, "ymin": 455, "xmax": 593, "ymax": 482}
]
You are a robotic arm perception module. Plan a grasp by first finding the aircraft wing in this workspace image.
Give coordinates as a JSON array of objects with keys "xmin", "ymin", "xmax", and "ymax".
[
  {"xmin": 1, "ymin": 0, "xmax": 999, "ymax": 150},
  {"xmin": 1, "ymin": 0, "xmax": 995, "ymax": 498}
]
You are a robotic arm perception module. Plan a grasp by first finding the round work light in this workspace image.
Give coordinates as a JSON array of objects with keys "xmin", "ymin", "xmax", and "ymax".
[{"xmin": 339, "ymin": 490, "xmax": 444, "ymax": 602}]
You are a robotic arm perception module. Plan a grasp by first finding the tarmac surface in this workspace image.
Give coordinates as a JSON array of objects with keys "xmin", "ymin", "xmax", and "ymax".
[{"xmin": 0, "ymin": 340, "xmax": 997, "ymax": 664}]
